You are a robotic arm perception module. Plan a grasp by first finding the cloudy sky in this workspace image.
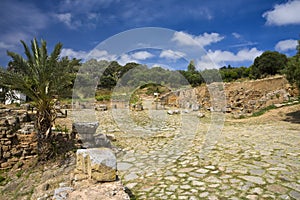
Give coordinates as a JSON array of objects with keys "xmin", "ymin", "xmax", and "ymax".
[{"xmin": 0, "ymin": 0, "xmax": 299, "ymax": 70}]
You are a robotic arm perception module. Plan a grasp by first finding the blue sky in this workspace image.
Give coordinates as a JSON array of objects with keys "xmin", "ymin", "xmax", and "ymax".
[{"xmin": 0, "ymin": 0, "xmax": 299, "ymax": 70}]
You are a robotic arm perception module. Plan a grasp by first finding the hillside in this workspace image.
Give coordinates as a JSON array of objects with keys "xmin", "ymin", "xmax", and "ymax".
[{"xmin": 162, "ymin": 75, "xmax": 299, "ymax": 117}]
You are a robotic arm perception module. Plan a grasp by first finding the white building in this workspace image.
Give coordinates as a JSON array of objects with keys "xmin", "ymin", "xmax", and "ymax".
[{"xmin": 5, "ymin": 90, "xmax": 26, "ymax": 105}]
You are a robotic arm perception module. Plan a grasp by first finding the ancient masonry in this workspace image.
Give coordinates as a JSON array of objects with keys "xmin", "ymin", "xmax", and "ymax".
[
  {"xmin": 0, "ymin": 107, "xmax": 76, "ymax": 170},
  {"xmin": 161, "ymin": 76, "xmax": 299, "ymax": 116}
]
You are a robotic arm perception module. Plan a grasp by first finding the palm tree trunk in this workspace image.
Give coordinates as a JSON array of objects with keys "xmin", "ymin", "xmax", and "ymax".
[{"xmin": 36, "ymin": 108, "xmax": 53, "ymax": 160}]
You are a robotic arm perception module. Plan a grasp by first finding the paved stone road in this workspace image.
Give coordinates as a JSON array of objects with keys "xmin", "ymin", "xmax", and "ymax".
[{"xmin": 97, "ymin": 108, "xmax": 300, "ymax": 200}]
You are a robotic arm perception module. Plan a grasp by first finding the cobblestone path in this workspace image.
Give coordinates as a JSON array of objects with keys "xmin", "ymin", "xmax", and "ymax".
[{"xmin": 97, "ymin": 107, "xmax": 300, "ymax": 200}]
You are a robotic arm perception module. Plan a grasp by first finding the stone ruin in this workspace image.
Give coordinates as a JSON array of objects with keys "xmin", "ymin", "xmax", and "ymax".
[
  {"xmin": 160, "ymin": 76, "xmax": 299, "ymax": 117},
  {"xmin": 0, "ymin": 107, "xmax": 78, "ymax": 170},
  {"xmin": 0, "ymin": 108, "xmax": 37, "ymax": 169}
]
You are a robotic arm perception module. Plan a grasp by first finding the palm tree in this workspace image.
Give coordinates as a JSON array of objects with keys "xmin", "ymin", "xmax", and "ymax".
[{"xmin": 0, "ymin": 38, "xmax": 80, "ymax": 159}]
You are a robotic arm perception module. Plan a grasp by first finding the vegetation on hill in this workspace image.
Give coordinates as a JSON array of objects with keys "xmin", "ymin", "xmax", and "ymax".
[{"xmin": 284, "ymin": 40, "xmax": 300, "ymax": 91}]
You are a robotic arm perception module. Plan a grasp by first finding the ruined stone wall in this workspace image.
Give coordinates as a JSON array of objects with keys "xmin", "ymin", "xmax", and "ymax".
[
  {"xmin": 0, "ymin": 108, "xmax": 37, "ymax": 169},
  {"xmin": 0, "ymin": 107, "xmax": 77, "ymax": 169},
  {"xmin": 162, "ymin": 76, "xmax": 299, "ymax": 115}
]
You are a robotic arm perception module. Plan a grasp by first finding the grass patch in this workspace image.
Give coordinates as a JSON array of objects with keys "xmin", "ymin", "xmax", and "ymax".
[
  {"xmin": 252, "ymin": 104, "xmax": 276, "ymax": 117},
  {"xmin": 95, "ymin": 94, "xmax": 111, "ymax": 101},
  {"xmin": 16, "ymin": 170, "xmax": 23, "ymax": 178},
  {"xmin": 95, "ymin": 89, "xmax": 112, "ymax": 101},
  {"xmin": 0, "ymin": 175, "xmax": 5, "ymax": 184}
]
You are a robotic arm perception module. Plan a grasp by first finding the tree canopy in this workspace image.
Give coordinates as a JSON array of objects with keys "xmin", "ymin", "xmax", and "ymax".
[
  {"xmin": 284, "ymin": 40, "xmax": 300, "ymax": 91},
  {"xmin": 250, "ymin": 51, "xmax": 287, "ymax": 79},
  {"xmin": 0, "ymin": 38, "xmax": 80, "ymax": 159}
]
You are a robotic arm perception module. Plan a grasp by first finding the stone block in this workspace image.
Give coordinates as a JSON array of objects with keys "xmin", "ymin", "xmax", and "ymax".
[
  {"xmin": 73, "ymin": 122, "xmax": 99, "ymax": 148},
  {"xmin": 76, "ymin": 149, "xmax": 89, "ymax": 174},
  {"xmin": 87, "ymin": 148, "xmax": 116, "ymax": 182},
  {"xmin": 94, "ymin": 133, "xmax": 112, "ymax": 148},
  {"xmin": 76, "ymin": 148, "xmax": 117, "ymax": 182}
]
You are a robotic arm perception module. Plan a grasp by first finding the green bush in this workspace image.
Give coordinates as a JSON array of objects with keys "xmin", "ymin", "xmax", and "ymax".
[
  {"xmin": 95, "ymin": 94, "xmax": 111, "ymax": 101},
  {"xmin": 252, "ymin": 105, "xmax": 276, "ymax": 117}
]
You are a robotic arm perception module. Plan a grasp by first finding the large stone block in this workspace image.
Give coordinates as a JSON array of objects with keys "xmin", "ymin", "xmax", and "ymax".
[
  {"xmin": 76, "ymin": 149, "xmax": 89, "ymax": 174},
  {"xmin": 76, "ymin": 148, "xmax": 117, "ymax": 182},
  {"xmin": 72, "ymin": 122, "xmax": 99, "ymax": 148}
]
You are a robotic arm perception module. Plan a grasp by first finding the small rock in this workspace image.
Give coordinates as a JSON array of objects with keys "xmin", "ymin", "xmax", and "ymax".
[
  {"xmin": 197, "ymin": 112, "xmax": 205, "ymax": 118},
  {"xmin": 167, "ymin": 110, "xmax": 174, "ymax": 115},
  {"xmin": 53, "ymin": 187, "xmax": 74, "ymax": 200}
]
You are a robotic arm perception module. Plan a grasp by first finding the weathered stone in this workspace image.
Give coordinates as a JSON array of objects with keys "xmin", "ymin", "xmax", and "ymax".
[
  {"xmin": 167, "ymin": 110, "xmax": 174, "ymax": 115},
  {"xmin": 53, "ymin": 187, "xmax": 74, "ymax": 200},
  {"xmin": 106, "ymin": 134, "xmax": 116, "ymax": 141},
  {"xmin": 73, "ymin": 122, "xmax": 99, "ymax": 148},
  {"xmin": 94, "ymin": 133, "xmax": 112, "ymax": 148},
  {"xmin": 1, "ymin": 162, "xmax": 12, "ymax": 168},
  {"xmin": 3, "ymin": 151, "xmax": 11, "ymax": 158},
  {"xmin": 74, "ymin": 173, "xmax": 88, "ymax": 181},
  {"xmin": 239, "ymin": 176, "xmax": 266, "ymax": 185},
  {"xmin": 266, "ymin": 184, "xmax": 288, "ymax": 193},
  {"xmin": 76, "ymin": 149, "xmax": 89, "ymax": 173},
  {"xmin": 197, "ymin": 112, "xmax": 205, "ymax": 118},
  {"xmin": 289, "ymin": 190, "xmax": 300, "ymax": 199},
  {"xmin": 76, "ymin": 148, "xmax": 117, "ymax": 182}
]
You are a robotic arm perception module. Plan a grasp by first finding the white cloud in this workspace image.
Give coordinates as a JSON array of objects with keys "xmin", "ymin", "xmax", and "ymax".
[
  {"xmin": 131, "ymin": 51, "xmax": 154, "ymax": 60},
  {"xmin": 55, "ymin": 13, "xmax": 72, "ymax": 27},
  {"xmin": 61, "ymin": 48, "xmax": 116, "ymax": 61},
  {"xmin": 54, "ymin": 13, "xmax": 82, "ymax": 29},
  {"xmin": 171, "ymin": 31, "xmax": 224, "ymax": 47},
  {"xmin": 197, "ymin": 48, "xmax": 263, "ymax": 68},
  {"xmin": 232, "ymin": 32, "xmax": 241, "ymax": 39},
  {"xmin": 88, "ymin": 49, "xmax": 116, "ymax": 61},
  {"xmin": 275, "ymin": 39, "xmax": 298, "ymax": 52},
  {"xmin": 117, "ymin": 54, "xmax": 138, "ymax": 65},
  {"xmin": 55, "ymin": 0, "xmax": 115, "ymax": 29},
  {"xmin": 61, "ymin": 48, "xmax": 88, "ymax": 59},
  {"xmin": 0, "ymin": 42, "xmax": 15, "ymax": 50},
  {"xmin": 159, "ymin": 50, "xmax": 186, "ymax": 60},
  {"xmin": 263, "ymin": 0, "xmax": 300, "ymax": 26}
]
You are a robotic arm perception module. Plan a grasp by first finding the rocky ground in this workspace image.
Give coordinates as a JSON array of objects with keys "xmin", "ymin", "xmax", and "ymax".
[
  {"xmin": 0, "ymin": 151, "xmax": 129, "ymax": 200},
  {"xmin": 98, "ymin": 104, "xmax": 300, "ymax": 200},
  {"xmin": 0, "ymin": 103, "xmax": 299, "ymax": 199}
]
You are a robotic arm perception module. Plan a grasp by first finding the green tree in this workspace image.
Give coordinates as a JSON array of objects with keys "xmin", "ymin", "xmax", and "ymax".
[
  {"xmin": 250, "ymin": 51, "xmax": 287, "ymax": 79},
  {"xmin": 285, "ymin": 40, "xmax": 300, "ymax": 91},
  {"xmin": 0, "ymin": 38, "xmax": 80, "ymax": 159},
  {"xmin": 187, "ymin": 60, "xmax": 196, "ymax": 73}
]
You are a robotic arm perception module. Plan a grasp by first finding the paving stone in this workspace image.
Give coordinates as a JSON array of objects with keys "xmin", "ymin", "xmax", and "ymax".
[
  {"xmin": 266, "ymin": 184, "xmax": 288, "ymax": 194},
  {"xmin": 289, "ymin": 190, "xmax": 300, "ymax": 199},
  {"xmin": 283, "ymin": 182, "xmax": 300, "ymax": 192},
  {"xmin": 198, "ymin": 191, "xmax": 209, "ymax": 197},
  {"xmin": 165, "ymin": 176, "xmax": 177, "ymax": 182},
  {"xmin": 222, "ymin": 189, "xmax": 236, "ymax": 197},
  {"xmin": 204, "ymin": 165, "xmax": 216, "ymax": 170},
  {"xmin": 191, "ymin": 180, "xmax": 205, "ymax": 186},
  {"xmin": 204, "ymin": 176, "xmax": 222, "ymax": 183},
  {"xmin": 196, "ymin": 168, "xmax": 210, "ymax": 174},
  {"xmin": 239, "ymin": 176, "xmax": 266, "ymax": 185},
  {"xmin": 208, "ymin": 195, "xmax": 219, "ymax": 200},
  {"xmin": 246, "ymin": 194, "xmax": 258, "ymax": 200},
  {"xmin": 249, "ymin": 169, "xmax": 265, "ymax": 176},
  {"xmin": 251, "ymin": 187, "xmax": 263, "ymax": 195},
  {"xmin": 180, "ymin": 185, "xmax": 191, "ymax": 190}
]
